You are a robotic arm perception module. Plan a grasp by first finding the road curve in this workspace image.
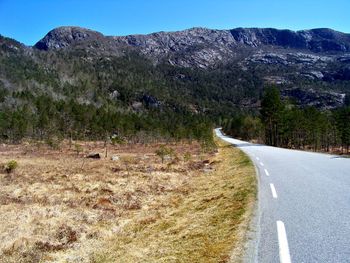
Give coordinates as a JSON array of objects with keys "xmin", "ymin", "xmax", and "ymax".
[{"xmin": 215, "ymin": 129, "xmax": 350, "ymax": 263}]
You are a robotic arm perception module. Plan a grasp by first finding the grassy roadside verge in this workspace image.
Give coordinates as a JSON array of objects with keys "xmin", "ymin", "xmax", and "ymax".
[{"xmin": 92, "ymin": 137, "xmax": 257, "ymax": 263}]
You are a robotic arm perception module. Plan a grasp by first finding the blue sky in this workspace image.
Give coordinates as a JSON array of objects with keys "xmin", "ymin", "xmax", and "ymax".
[{"xmin": 0, "ymin": 0, "xmax": 349, "ymax": 45}]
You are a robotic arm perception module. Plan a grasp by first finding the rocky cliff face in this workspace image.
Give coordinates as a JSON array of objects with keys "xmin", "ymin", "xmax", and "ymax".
[
  {"xmin": 34, "ymin": 26, "xmax": 350, "ymax": 68},
  {"xmin": 230, "ymin": 28, "xmax": 350, "ymax": 52},
  {"xmin": 34, "ymin": 26, "xmax": 106, "ymax": 50}
]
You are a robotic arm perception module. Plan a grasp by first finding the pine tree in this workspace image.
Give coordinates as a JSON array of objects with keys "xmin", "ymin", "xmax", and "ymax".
[{"xmin": 260, "ymin": 86, "xmax": 284, "ymax": 146}]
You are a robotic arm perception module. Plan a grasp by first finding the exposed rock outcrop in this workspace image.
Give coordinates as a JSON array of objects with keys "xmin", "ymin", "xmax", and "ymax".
[{"xmin": 34, "ymin": 26, "xmax": 350, "ymax": 69}]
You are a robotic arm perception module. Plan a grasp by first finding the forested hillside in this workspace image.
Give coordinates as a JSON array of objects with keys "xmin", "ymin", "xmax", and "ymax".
[
  {"xmin": 0, "ymin": 35, "xmax": 217, "ymax": 144},
  {"xmin": 222, "ymin": 86, "xmax": 350, "ymax": 153},
  {"xmin": 1, "ymin": 26, "xmax": 350, "ymax": 147}
]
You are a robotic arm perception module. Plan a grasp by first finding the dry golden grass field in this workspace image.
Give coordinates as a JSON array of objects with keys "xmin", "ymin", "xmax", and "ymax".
[{"xmin": 0, "ymin": 138, "xmax": 256, "ymax": 263}]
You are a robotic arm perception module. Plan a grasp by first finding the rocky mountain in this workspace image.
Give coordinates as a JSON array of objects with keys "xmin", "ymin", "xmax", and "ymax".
[
  {"xmin": 34, "ymin": 26, "xmax": 350, "ymax": 68},
  {"xmin": 34, "ymin": 27, "xmax": 105, "ymax": 50},
  {"xmin": 1, "ymin": 26, "xmax": 350, "ymax": 113}
]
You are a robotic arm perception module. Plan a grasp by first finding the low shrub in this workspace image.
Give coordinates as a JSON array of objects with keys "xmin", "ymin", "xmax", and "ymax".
[
  {"xmin": 4, "ymin": 160, "xmax": 18, "ymax": 174},
  {"xmin": 155, "ymin": 145, "xmax": 175, "ymax": 163}
]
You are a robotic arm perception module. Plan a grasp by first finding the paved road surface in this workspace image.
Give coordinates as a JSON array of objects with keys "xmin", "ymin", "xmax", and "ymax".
[{"xmin": 215, "ymin": 129, "xmax": 350, "ymax": 263}]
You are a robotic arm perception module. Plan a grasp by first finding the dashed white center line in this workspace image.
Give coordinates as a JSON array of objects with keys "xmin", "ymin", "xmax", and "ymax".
[
  {"xmin": 256, "ymin": 157, "xmax": 260, "ymax": 161},
  {"xmin": 260, "ymin": 162, "xmax": 264, "ymax": 166},
  {"xmin": 264, "ymin": 169, "xmax": 270, "ymax": 176},
  {"xmin": 277, "ymin": 221, "xmax": 292, "ymax": 263},
  {"xmin": 270, "ymin": 183, "xmax": 278, "ymax": 198}
]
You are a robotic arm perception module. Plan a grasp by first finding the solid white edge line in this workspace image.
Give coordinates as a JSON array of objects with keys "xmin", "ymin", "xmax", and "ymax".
[
  {"xmin": 260, "ymin": 162, "xmax": 264, "ymax": 166},
  {"xmin": 264, "ymin": 169, "xmax": 270, "ymax": 176},
  {"xmin": 270, "ymin": 183, "xmax": 278, "ymax": 198},
  {"xmin": 277, "ymin": 221, "xmax": 292, "ymax": 263}
]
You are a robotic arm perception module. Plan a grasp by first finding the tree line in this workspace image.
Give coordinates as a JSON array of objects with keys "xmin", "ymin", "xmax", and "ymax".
[
  {"xmin": 222, "ymin": 86, "xmax": 350, "ymax": 154},
  {"xmin": 0, "ymin": 95, "xmax": 214, "ymax": 147}
]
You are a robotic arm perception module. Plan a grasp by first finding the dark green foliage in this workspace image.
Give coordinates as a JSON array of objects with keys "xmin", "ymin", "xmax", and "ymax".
[
  {"xmin": 223, "ymin": 86, "xmax": 350, "ymax": 154},
  {"xmin": 260, "ymin": 86, "xmax": 284, "ymax": 146},
  {"xmin": 334, "ymin": 107, "xmax": 350, "ymax": 152},
  {"xmin": 345, "ymin": 94, "xmax": 350, "ymax": 106},
  {"xmin": 0, "ymin": 82, "xmax": 7, "ymax": 103},
  {"xmin": 4, "ymin": 160, "xmax": 18, "ymax": 174},
  {"xmin": 220, "ymin": 114, "xmax": 262, "ymax": 142},
  {"xmin": 0, "ymin": 97, "xmax": 214, "ymax": 144}
]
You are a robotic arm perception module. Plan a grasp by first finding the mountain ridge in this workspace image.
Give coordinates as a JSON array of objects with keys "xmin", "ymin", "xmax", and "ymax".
[
  {"xmin": 33, "ymin": 25, "xmax": 350, "ymax": 47},
  {"xmin": 1, "ymin": 25, "xmax": 350, "ymax": 113},
  {"xmin": 32, "ymin": 26, "xmax": 350, "ymax": 69},
  {"xmin": 34, "ymin": 26, "xmax": 350, "ymax": 51}
]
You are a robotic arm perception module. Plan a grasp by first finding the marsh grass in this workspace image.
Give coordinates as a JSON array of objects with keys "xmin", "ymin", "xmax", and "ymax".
[
  {"xmin": 92, "ymin": 138, "xmax": 256, "ymax": 263},
  {"xmin": 0, "ymin": 138, "xmax": 256, "ymax": 262},
  {"xmin": 0, "ymin": 140, "xmax": 203, "ymax": 262}
]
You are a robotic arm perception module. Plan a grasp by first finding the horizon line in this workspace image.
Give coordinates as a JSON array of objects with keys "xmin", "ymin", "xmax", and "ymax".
[{"xmin": 2, "ymin": 25, "xmax": 349, "ymax": 46}]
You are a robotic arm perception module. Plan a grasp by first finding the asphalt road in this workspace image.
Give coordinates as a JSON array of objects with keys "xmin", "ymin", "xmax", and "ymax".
[{"xmin": 215, "ymin": 128, "xmax": 350, "ymax": 263}]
